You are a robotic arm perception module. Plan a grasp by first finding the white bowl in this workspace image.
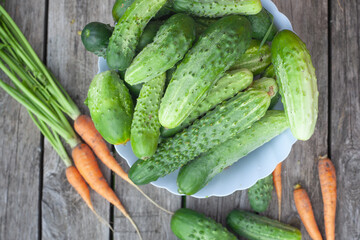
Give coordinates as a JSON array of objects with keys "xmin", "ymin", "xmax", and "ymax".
[{"xmin": 98, "ymin": 0, "xmax": 297, "ymax": 198}]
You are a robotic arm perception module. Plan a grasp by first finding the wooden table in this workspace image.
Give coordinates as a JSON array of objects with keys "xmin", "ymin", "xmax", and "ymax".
[{"xmin": 0, "ymin": 1, "xmax": 359, "ymax": 239}]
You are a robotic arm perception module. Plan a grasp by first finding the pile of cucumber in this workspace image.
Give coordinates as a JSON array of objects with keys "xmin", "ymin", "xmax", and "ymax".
[{"xmin": 81, "ymin": 0, "xmax": 318, "ymax": 196}]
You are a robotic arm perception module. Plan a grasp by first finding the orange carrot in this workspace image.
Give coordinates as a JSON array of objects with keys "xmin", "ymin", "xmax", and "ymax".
[
  {"xmin": 318, "ymin": 155, "xmax": 336, "ymax": 240},
  {"xmin": 72, "ymin": 143, "xmax": 142, "ymax": 240},
  {"xmin": 74, "ymin": 114, "xmax": 172, "ymax": 214},
  {"xmin": 294, "ymin": 184, "xmax": 323, "ymax": 240},
  {"xmin": 273, "ymin": 162, "xmax": 282, "ymax": 220}
]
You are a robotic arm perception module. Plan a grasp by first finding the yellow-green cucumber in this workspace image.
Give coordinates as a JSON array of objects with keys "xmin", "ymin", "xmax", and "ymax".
[
  {"xmin": 129, "ymin": 89, "xmax": 270, "ymax": 185},
  {"xmin": 171, "ymin": 208, "xmax": 236, "ymax": 240},
  {"xmin": 230, "ymin": 39, "xmax": 271, "ymax": 76},
  {"xmin": 161, "ymin": 69, "xmax": 253, "ymax": 138},
  {"xmin": 271, "ymin": 30, "xmax": 318, "ymax": 140},
  {"xmin": 159, "ymin": 15, "xmax": 252, "ymax": 129},
  {"xmin": 106, "ymin": 0, "xmax": 168, "ymax": 70},
  {"xmin": 248, "ymin": 174, "xmax": 273, "ymax": 212},
  {"xmin": 177, "ymin": 110, "xmax": 288, "ymax": 195},
  {"xmin": 227, "ymin": 210, "xmax": 302, "ymax": 240},
  {"xmin": 130, "ymin": 73, "xmax": 166, "ymax": 159},
  {"xmin": 170, "ymin": 0, "xmax": 262, "ymax": 17},
  {"xmin": 86, "ymin": 71, "xmax": 134, "ymax": 144},
  {"xmin": 125, "ymin": 13, "xmax": 196, "ymax": 85}
]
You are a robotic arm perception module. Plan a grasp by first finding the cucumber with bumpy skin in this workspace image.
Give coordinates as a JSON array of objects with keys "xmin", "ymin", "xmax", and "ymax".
[
  {"xmin": 263, "ymin": 64, "xmax": 276, "ymax": 79},
  {"xmin": 131, "ymin": 73, "xmax": 166, "ymax": 159},
  {"xmin": 171, "ymin": 208, "xmax": 236, "ymax": 240},
  {"xmin": 136, "ymin": 21, "xmax": 163, "ymax": 52},
  {"xmin": 272, "ymin": 30, "xmax": 318, "ymax": 140},
  {"xmin": 159, "ymin": 15, "xmax": 252, "ymax": 129},
  {"xmin": 81, "ymin": 22, "xmax": 113, "ymax": 57},
  {"xmin": 230, "ymin": 39, "xmax": 271, "ymax": 75},
  {"xmin": 171, "ymin": 0, "xmax": 262, "ymax": 17},
  {"xmin": 129, "ymin": 89, "xmax": 270, "ymax": 185},
  {"xmin": 227, "ymin": 210, "xmax": 302, "ymax": 240},
  {"xmin": 177, "ymin": 110, "xmax": 288, "ymax": 195},
  {"xmin": 250, "ymin": 77, "xmax": 280, "ymax": 109},
  {"xmin": 87, "ymin": 71, "xmax": 133, "ymax": 145},
  {"xmin": 161, "ymin": 69, "xmax": 253, "ymax": 138},
  {"xmin": 246, "ymin": 8, "xmax": 278, "ymax": 41},
  {"xmin": 125, "ymin": 14, "xmax": 196, "ymax": 85},
  {"xmin": 106, "ymin": 0, "xmax": 168, "ymax": 70},
  {"xmin": 248, "ymin": 174, "xmax": 273, "ymax": 212}
]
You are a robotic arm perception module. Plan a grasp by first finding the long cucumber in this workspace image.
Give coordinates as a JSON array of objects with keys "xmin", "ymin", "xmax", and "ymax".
[
  {"xmin": 177, "ymin": 110, "xmax": 288, "ymax": 195},
  {"xmin": 129, "ymin": 89, "xmax": 270, "ymax": 185},
  {"xmin": 159, "ymin": 15, "xmax": 252, "ymax": 129}
]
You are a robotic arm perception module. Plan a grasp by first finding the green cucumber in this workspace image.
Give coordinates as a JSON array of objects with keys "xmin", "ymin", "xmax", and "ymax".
[
  {"xmin": 171, "ymin": 208, "xmax": 236, "ymax": 240},
  {"xmin": 159, "ymin": 15, "xmax": 252, "ymax": 129},
  {"xmin": 106, "ymin": 0, "xmax": 168, "ymax": 70},
  {"xmin": 177, "ymin": 110, "xmax": 288, "ymax": 195},
  {"xmin": 161, "ymin": 69, "xmax": 253, "ymax": 138},
  {"xmin": 194, "ymin": 17, "xmax": 218, "ymax": 36},
  {"xmin": 171, "ymin": 0, "xmax": 262, "ymax": 17},
  {"xmin": 87, "ymin": 71, "xmax": 134, "ymax": 144},
  {"xmin": 129, "ymin": 89, "xmax": 270, "ymax": 185},
  {"xmin": 130, "ymin": 73, "xmax": 166, "ymax": 159},
  {"xmin": 250, "ymin": 77, "xmax": 280, "ymax": 109},
  {"xmin": 227, "ymin": 210, "xmax": 302, "ymax": 240},
  {"xmin": 230, "ymin": 39, "xmax": 271, "ymax": 75},
  {"xmin": 272, "ymin": 30, "xmax": 318, "ymax": 140},
  {"xmin": 136, "ymin": 21, "xmax": 163, "ymax": 52},
  {"xmin": 124, "ymin": 81, "xmax": 143, "ymax": 100},
  {"xmin": 81, "ymin": 22, "xmax": 113, "ymax": 57},
  {"xmin": 248, "ymin": 174, "xmax": 273, "ymax": 212},
  {"xmin": 246, "ymin": 8, "xmax": 278, "ymax": 41},
  {"xmin": 263, "ymin": 64, "xmax": 276, "ymax": 79},
  {"xmin": 125, "ymin": 13, "xmax": 196, "ymax": 85},
  {"xmin": 112, "ymin": 0, "xmax": 172, "ymax": 22}
]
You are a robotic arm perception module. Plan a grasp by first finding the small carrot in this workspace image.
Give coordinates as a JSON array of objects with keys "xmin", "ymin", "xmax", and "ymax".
[
  {"xmin": 318, "ymin": 155, "xmax": 336, "ymax": 240},
  {"xmin": 72, "ymin": 143, "xmax": 142, "ymax": 240},
  {"xmin": 74, "ymin": 115, "xmax": 172, "ymax": 215},
  {"xmin": 273, "ymin": 162, "xmax": 282, "ymax": 220},
  {"xmin": 294, "ymin": 184, "xmax": 323, "ymax": 240}
]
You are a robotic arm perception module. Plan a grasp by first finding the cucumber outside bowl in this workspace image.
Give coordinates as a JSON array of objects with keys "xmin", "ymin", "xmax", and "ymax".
[{"xmin": 98, "ymin": 0, "xmax": 297, "ymax": 198}]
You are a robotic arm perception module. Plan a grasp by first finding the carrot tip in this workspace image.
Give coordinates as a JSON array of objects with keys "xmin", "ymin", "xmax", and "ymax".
[
  {"xmin": 294, "ymin": 184, "xmax": 302, "ymax": 190},
  {"xmin": 319, "ymin": 154, "xmax": 328, "ymax": 160}
]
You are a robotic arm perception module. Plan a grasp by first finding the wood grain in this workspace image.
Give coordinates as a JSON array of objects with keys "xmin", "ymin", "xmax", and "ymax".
[
  {"xmin": 0, "ymin": 1, "xmax": 45, "ymax": 239},
  {"xmin": 42, "ymin": 1, "xmax": 113, "ymax": 239},
  {"xmin": 330, "ymin": 0, "xmax": 360, "ymax": 239},
  {"xmin": 186, "ymin": 1, "xmax": 329, "ymax": 240}
]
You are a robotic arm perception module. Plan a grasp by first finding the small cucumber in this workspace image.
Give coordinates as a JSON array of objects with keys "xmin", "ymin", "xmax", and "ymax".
[
  {"xmin": 171, "ymin": 0, "xmax": 262, "ymax": 17},
  {"xmin": 159, "ymin": 15, "xmax": 252, "ymax": 129},
  {"xmin": 230, "ymin": 39, "xmax": 271, "ymax": 76},
  {"xmin": 129, "ymin": 89, "xmax": 270, "ymax": 185},
  {"xmin": 130, "ymin": 73, "xmax": 166, "ymax": 159},
  {"xmin": 272, "ymin": 30, "xmax": 318, "ymax": 140},
  {"xmin": 177, "ymin": 110, "xmax": 288, "ymax": 195},
  {"xmin": 81, "ymin": 22, "xmax": 113, "ymax": 57},
  {"xmin": 171, "ymin": 208, "xmax": 236, "ymax": 240},
  {"xmin": 246, "ymin": 8, "xmax": 278, "ymax": 41},
  {"xmin": 250, "ymin": 77, "xmax": 280, "ymax": 109},
  {"xmin": 161, "ymin": 69, "xmax": 253, "ymax": 138},
  {"xmin": 124, "ymin": 81, "xmax": 143, "ymax": 100},
  {"xmin": 136, "ymin": 21, "xmax": 163, "ymax": 52},
  {"xmin": 125, "ymin": 13, "xmax": 196, "ymax": 85},
  {"xmin": 263, "ymin": 64, "xmax": 276, "ymax": 79},
  {"xmin": 227, "ymin": 210, "xmax": 302, "ymax": 240},
  {"xmin": 248, "ymin": 174, "xmax": 273, "ymax": 212},
  {"xmin": 106, "ymin": 0, "xmax": 168, "ymax": 70},
  {"xmin": 87, "ymin": 71, "xmax": 133, "ymax": 144},
  {"xmin": 112, "ymin": 0, "xmax": 172, "ymax": 22}
]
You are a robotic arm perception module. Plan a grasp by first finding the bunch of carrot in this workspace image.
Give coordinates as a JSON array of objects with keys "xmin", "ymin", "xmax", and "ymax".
[
  {"xmin": 274, "ymin": 157, "xmax": 336, "ymax": 240},
  {"xmin": 0, "ymin": 5, "xmax": 171, "ymax": 240}
]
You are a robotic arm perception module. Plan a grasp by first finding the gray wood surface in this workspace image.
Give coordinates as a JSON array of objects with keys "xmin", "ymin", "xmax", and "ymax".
[
  {"xmin": 0, "ymin": 0, "xmax": 359, "ymax": 239},
  {"xmin": 0, "ymin": 1, "xmax": 45, "ymax": 239},
  {"xmin": 330, "ymin": 0, "xmax": 360, "ymax": 239},
  {"xmin": 186, "ymin": 2, "xmax": 330, "ymax": 240}
]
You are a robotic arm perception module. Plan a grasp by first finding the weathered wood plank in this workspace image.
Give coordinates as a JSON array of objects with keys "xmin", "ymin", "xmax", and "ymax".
[
  {"xmin": 186, "ymin": 1, "xmax": 329, "ymax": 240},
  {"xmin": 331, "ymin": 0, "xmax": 360, "ymax": 239},
  {"xmin": 0, "ymin": 1, "xmax": 45, "ymax": 239},
  {"xmin": 113, "ymin": 154, "xmax": 181, "ymax": 240},
  {"xmin": 42, "ymin": 1, "xmax": 113, "ymax": 239}
]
